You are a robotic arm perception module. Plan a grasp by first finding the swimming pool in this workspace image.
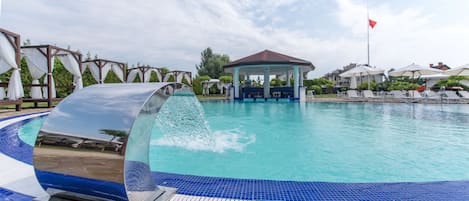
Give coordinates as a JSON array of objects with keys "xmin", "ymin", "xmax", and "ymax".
[{"xmin": 19, "ymin": 101, "xmax": 469, "ymax": 183}]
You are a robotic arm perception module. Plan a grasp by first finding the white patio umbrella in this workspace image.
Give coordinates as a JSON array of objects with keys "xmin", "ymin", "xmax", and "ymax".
[
  {"xmin": 340, "ymin": 65, "xmax": 385, "ymax": 89},
  {"xmin": 389, "ymin": 63, "xmax": 441, "ymax": 78},
  {"xmin": 443, "ymin": 64, "xmax": 469, "ymax": 76},
  {"xmin": 350, "ymin": 76, "xmax": 357, "ymax": 89}
]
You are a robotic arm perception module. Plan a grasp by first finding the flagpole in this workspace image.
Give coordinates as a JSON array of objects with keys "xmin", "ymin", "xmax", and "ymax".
[{"xmin": 367, "ymin": 0, "xmax": 370, "ymax": 66}]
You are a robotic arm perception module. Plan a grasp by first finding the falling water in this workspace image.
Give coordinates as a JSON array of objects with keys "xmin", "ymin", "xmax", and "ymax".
[{"xmin": 152, "ymin": 91, "xmax": 254, "ymax": 153}]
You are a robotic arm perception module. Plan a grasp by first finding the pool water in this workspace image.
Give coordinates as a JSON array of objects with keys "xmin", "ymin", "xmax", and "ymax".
[{"xmin": 19, "ymin": 102, "xmax": 469, "ymax": 183}]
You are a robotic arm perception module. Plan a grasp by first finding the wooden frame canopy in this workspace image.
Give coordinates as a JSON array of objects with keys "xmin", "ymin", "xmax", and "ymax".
[
  {"xmin": 168, "ymin": 70, "xmax": 192, "ymax": 85},
  {"xmin": 0, "ymin": 28, "xmax": 22, "ymax": 111},
  {"xmin": 127, "ymin": 65, "xmax": 164, "ymax": 82},
  {"xmin": 82, "ymin": 59, "xmax": 127, "ymax": 83},
  {"xmin": 21, "ymin": 45, "xmax": 82, "ymax": 108}
]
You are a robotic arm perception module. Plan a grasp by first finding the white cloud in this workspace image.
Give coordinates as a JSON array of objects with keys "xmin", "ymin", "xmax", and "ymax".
[{"xmin": 1, "ymin": 0, "xmax": 468, "ymax": 78}]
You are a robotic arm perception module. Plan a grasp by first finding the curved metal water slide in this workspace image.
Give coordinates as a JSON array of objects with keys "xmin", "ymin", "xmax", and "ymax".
[{"xmin": 33, "ymin": 83, "xmax": 188, "ymax": 201}]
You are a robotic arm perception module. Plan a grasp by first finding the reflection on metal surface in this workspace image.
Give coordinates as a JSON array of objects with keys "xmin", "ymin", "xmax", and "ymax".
[{"xmin": 33, "ymin": 83, "xmax": 188, "ymax": 201}]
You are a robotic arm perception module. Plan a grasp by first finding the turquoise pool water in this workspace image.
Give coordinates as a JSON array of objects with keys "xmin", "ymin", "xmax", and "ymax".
[{"xmin": 19, "ymin": 102, "xmax": 469, "ymax": 183}]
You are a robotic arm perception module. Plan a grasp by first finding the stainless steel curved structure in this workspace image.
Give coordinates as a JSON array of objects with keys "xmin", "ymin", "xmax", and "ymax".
[{"xmin": 33, "ymin": 83, "xmax": 186, "ymax": 201}]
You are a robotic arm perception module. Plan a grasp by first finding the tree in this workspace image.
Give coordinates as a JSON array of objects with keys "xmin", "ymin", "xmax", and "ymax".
[{"xmin": 196, "ymin": 47, "xmax": 230, "ymax": 78}]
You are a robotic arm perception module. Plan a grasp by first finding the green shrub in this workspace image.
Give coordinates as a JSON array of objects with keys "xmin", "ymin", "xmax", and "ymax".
[
  {"xmin": 357, "ymin": 81, "xmax": 377, "ymax": 90},
  {"xmin": 219, "ymin": 75, "xmax": 232, "ymax": 83},
  {"xmin": 192, "ymin": 75, "xmax": 211, "ymax": 95},
  {"xmin": 308, "ymin": 85, "xmax": 322, "ymax": 95},
  {"xmin": 388, "ymin": 81, "xmax": 419, "ymax": 90},
  {"xmin": 270, "ymin": 78, "xmax": 282, "ymax": 86},
  {"xmin": 303, "ymin": 78, "xmax": 334, "ymax": 88}
]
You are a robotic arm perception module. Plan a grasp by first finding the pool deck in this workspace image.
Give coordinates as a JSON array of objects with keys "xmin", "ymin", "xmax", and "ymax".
[{"xmin": 2, "ymin": 111, "xmax": 469, "ymax": 200}]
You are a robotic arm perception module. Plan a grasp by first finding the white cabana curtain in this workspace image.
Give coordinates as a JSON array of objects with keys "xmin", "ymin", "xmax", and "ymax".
[
  {"xmin": 111, "ymin": 64, "xmax": 124, "ymax": 82},
  {"xmin": 0, "ymin": 79, "xmax": 5, "ymax": 99},
  {"xmin": 203, "ymin": 82, "xmax": 216, "ymax": 95},
  {"xmin": 0, "ymin": 34, "xmax": 24, "ymax": 100},
  {"xmin": 85, "ymin": 62, "xmax": 100, "ymax": 82},
  {"xmin": 163, "ymin": 72, "xmax": 173, "ymax": 82},
  {"xmin": 155, "ymin": 70, "xmax": 162, "ymax": 82},
  {"xmin": 100, "ymin": 63, "xmax": 112, "ymax": 83},
  {"xmin": 23, "ymin": 48, "xmax": 48, "ymax": 99},
  {"xmin": 184, "ymin": 73, "xmax": 192, "ymax": 84},
  {"xmin": 143, "ymin": 70, "xmax": 152, "ymax": 83},
  {"xmin": 216, "ymin": 82, "xmax": 224, "ymax": 94},
  {"xmin": 126, "ymin": 69, "xmax": 143, "ymax": 83},
  {"xmin": 42, "ymin": 56, "xmax": 56, "ymax": 99},
  {"xmin": 143, "ymin": 69, "xmax": 163, "ymax": 83},
  {"xmin": 58, "ymin": 54, "xmax": 83, "ymax": 91},
  {"xmin": 203, "ymin": 80, "xmax": 221, "ymax": 95},
  {"xmin": 176, "ymin": 73, "xmax": 184, "ymax": 83}
]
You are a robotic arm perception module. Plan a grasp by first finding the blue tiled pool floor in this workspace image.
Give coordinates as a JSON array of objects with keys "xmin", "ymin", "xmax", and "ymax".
[{"xmin": 2, "ymin": 113, "xmax": 469, "ymax": 200}]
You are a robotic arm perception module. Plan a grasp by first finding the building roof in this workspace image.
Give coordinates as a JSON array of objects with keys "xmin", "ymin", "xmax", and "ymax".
[{"xmin": 223, "ymin": 50, "xmax": 314, "ymax": 68}]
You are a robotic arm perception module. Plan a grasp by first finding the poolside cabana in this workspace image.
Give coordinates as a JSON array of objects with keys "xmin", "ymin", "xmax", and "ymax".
[
  {"xmin": 82, "ymin": 59, "xmax": 126, "ymax": 83},
  {"xmin": 0, "ymin": 28, "xmax": 24, "ymax": 111},
  {"xmin": 126, "ymin": 65, "xmax": 163, "ymax": 83},
  {"xmin": 22, "ymin": 45, "xmax": 83, "ymax": 108},
  {"xmin": 201, "ymin": 78, "xmax": 229, "ymax": 95},
  {"xmin": 224, "ymin": 50, "xmax": 314, "ymax": 101},
  {"xmin": 164, "ymin": 70, "xmax": 192, "ymax": 85}
]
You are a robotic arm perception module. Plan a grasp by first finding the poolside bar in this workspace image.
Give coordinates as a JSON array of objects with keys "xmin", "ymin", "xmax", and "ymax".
[{"xmin": 224, "ymin": 50, "xmax": 314, "ymax": 101}]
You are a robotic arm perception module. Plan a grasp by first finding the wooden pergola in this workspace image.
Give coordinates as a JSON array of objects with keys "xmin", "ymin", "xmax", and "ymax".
[
  {"xmin": 21, "ymin": 45, "xmax": 82, "ymax": 108},
  {"xmin": 82, "ymin": 59, "xmax": 126, "ymax": 83},
  {"xmin": 168, "ymin": 70, "xmax": 192, "ymax": 85},
  {"xmin": 126, "ymin": 65, "xmax": 164, "ymax": 82},
  {"xmin": 0, "ymin": 28, "xmax": 22, "ymax": 111}
]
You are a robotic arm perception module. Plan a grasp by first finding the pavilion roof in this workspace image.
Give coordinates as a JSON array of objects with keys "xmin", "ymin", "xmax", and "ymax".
[{"xmin": 224, "ymin": 49, "xmax": 314, "ymax": 68}]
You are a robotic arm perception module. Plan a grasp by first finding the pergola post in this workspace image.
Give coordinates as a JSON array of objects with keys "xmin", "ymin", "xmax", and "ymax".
[
  {"xmin": 293, "ymin": 66, "xmax": 299, "ymax": 99},
  {"xmin": 233, "ymin": 67, "xmax": 240, "ymax": 99},
  {"xmin": 98, "ymin": 60, "xmax": 103, "ymax": 84},
  {"xmin": 47, "ymin": 46, "xmax": 52, "ymax": 108},
  {"xmin": 263, "ymin": 67, "xmax": 270, "ymax": 98},
  {"xmin": 286, "ymin": 70, "xmax": 291, "ymax": 87}
]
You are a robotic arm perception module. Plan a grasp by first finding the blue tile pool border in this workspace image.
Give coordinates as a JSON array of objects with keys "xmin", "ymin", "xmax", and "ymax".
[{"xmin": 2, "ymin": 113, "xmax": 469, "ymax": 200}]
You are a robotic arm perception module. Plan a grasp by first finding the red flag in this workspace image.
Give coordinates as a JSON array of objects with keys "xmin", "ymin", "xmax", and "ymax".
[{"xmin": 369, "ymin": 19, "xmax": 377, "ymax": 29}]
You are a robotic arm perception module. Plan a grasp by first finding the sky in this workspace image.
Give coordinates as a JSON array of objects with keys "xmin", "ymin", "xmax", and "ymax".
[{"xmin": 1, "ymin": 0, "xmax": 469, "ymax": 78}]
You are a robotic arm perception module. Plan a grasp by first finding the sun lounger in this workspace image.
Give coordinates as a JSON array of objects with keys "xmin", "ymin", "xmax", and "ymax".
[
  {"xmin": 408, "ymin": 90, "xmax": 425, "ymax": 102},
  {"xmin": 346, "ymin": 90, "xmax": 361, "ymax": 99},
  {"xmin": 443, "ymin": 91, "xmax": 461, "ymax": 103},
  {"xmin": 459, "ymin": 91, "xmax": 469, "ymax": 100},
  {"xmin": 390, "ymin": 90, "xmax": 410, "ymax": 102},
  {"xmin": 424, "ymin": 90, "xmax": 442, "ymax": 102},
  {"xmin": 362, "ymin": 90, "xmax": 381, "ymax": 100}
]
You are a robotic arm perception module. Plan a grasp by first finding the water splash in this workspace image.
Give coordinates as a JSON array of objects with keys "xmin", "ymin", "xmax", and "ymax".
[{"xmin": 152, "ymin": 91, "xmax": 254, "ymax": 153}]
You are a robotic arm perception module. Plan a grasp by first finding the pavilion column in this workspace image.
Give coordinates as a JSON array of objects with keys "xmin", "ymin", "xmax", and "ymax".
[
  {"xmin": 286, "ymin": 70, "xmax": 291, "ymax": 87},
  {"xmin": 293, "ymin": 66, "xmax": 299, "ymax": 99},
  {"xmin": 245, "ymin": 74, "xmax": 249, "ymax": 87},
  {"xmin": 299, "ymin": 68, "xmax": 304, "ymax": 87},
  {"xmin": 264, "ymin": 67, "xmax": 270, "ymax": 98},
  {"xmin": 234, "ymin": 67, "xmax": 240, "ymax": 99}
]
